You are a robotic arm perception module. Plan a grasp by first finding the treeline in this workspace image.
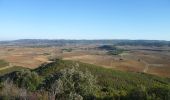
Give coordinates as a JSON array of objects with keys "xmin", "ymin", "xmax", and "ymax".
[{"xmin": 0, "ymin": 59, "xmax": 170, "ymax": 100}]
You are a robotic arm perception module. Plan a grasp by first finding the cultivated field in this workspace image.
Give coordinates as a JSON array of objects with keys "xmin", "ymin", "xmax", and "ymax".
[{"xmin": 0, "ymin": 45, "xmax": 169, "ymax": 77}]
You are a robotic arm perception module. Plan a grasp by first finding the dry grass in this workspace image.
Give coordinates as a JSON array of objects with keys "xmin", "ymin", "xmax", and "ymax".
[
  {"xmin": 0, "ymin": 47, "xmax": 60, "ymax": 69},
  {"xmin": 64, "ymin": 54, "xmax": 145, "ymax": 72},
  {"xmin": 0, "ymin": 45, "xmax": 169, "ymax": 77}
]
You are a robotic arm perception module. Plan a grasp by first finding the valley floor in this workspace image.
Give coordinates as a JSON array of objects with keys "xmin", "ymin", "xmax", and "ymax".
[{"xmin": 0, "ymin": 45, "xmax": 170, "ymax": 77}]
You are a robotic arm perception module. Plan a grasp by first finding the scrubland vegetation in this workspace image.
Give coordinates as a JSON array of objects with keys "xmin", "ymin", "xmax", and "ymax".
[{"xmin": 0, "ymin": 59, "xmax": 169, "ymax": 100}]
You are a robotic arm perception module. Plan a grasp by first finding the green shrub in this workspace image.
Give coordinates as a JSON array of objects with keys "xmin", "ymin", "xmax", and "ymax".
[
  {"xmin": 49, "ymin": 66, "xmax": 98, "ymax": 100},
  {"xmin": 148, "ymin": 86, "xmax": 170, "ymax": 100},
  {"xmin": 13, "ymin": 70, "xmax": 42, "ymax": 91},
  {"xmin": 127, "ymin": 86, "xmax": 147, "ymax": 100}
]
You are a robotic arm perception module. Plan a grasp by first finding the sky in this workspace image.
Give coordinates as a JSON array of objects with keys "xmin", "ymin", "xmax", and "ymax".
[{"xmin": 0, "ymin": 0, "xmax": 170, "ymax": 40}]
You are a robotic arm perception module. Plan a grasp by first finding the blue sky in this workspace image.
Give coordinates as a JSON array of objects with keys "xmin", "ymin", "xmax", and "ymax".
[{"xmin": 0, "ymin": 0, "xmax": 170, "ymax": 40}]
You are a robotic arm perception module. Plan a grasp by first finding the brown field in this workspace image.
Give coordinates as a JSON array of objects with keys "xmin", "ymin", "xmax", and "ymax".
[
  {"xmin": 0, "ymin": 45, "xmax": 169, "ymax": 77},
  {"xmin": 0, "ymin": 46, "xmax": 59, "ymax": 69}
]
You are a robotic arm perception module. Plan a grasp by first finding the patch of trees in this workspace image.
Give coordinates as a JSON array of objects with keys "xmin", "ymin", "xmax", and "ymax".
[
  {"xmin": 98, "ymin": 45, "xmax": 125, "ymax": 55},
  {"xmin": 62, "ymin": 48, "xmax": 73, "ymax": 52}
]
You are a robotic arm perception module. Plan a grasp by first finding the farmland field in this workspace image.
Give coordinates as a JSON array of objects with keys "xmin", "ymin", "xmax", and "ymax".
[{"xmin": 0, "ymin": 44, "xmax": 169, "ymax": 77}]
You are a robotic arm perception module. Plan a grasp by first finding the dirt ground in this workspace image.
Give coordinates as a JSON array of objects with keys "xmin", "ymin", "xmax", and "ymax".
[
  {"xmin": 0, "ymin": 45, "xmax": 169, "ymax": 77},
  {"xmin": 0, "ymin": 46, "xmax": 60, "ymax": 69},
  {"xmin": 63, "ymin": 46, "xmax": 170, "ymax": 77}
]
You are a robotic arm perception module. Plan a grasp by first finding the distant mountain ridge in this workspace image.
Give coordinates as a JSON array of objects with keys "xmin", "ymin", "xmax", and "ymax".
[{"xmin": 0, "ymin": 39, "xmax": 170, "ymax": 47}]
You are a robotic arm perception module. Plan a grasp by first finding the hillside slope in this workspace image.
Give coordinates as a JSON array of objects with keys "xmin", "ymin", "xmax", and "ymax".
[{"xmin": 0, "ymin": 59, "xmax": 170, "ymax": 99}]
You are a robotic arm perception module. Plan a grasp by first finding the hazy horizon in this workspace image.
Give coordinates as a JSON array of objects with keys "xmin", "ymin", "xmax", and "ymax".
[
  {"xmin": 0, "ymin": 38, "xmax": 170, "ymax": 42},
  {"xmin": 0, "ymin": 0, "xmax": 170, "ymax": 40}
]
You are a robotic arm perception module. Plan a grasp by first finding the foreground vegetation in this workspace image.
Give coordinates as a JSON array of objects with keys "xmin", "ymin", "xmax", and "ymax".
[{"xmin": 0, "ymin": 59, "xmax": 170, "ymax": 100}]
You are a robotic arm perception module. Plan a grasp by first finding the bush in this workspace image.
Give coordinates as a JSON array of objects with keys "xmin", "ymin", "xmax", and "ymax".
[
  {"xmin": 49, "ymin": 65, "xmax": 98, "ymax": 100},
  {"xmin": 0, "ymin": 79, "xmax": 28, "ymax": 99},
  {"xmin": 13, "ymin": 70, "xmax": 42, "ymax": 91},
  {"xmin": 148, "ymin": 86, "xmax": 170, "ymax": 100}
]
